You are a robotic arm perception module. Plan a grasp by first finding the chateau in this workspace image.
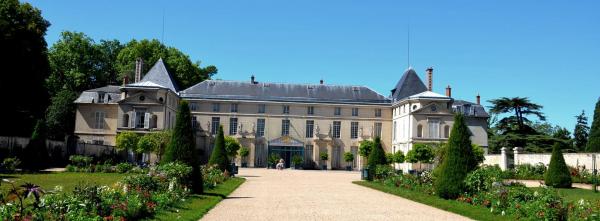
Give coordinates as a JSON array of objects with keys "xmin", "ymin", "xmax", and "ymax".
[{"xmin": 74, "ymin": 59, "xmax": 488, "ymax": 170}]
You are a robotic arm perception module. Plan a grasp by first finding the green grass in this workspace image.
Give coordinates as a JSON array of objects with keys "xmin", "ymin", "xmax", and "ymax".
[
  {"xmin": 0, "ymin": 172, "xmax": 126, "ymax": 192},
  {"xmin": 354, "ymin": 181, "xmax": 515, "ymax": 221},
  {"xmin": 530, "ymin": 187, "xmax": 600, "ymax": 203},
  {"xmin": 147, "ymin": 177, "xmax": 245, "ymax": 221}
]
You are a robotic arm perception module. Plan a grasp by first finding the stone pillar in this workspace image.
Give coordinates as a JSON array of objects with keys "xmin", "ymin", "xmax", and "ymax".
[
  {"xmin": 513, "ymin": 147, "xmax": 523, "ymax": 167},
  {"xmin": 500, "ymin": 147, "xmax": 508, "ymax": 171},
  {"xmin": 327, "ymin": 145, "xmax": 333, "ymax": 170}
]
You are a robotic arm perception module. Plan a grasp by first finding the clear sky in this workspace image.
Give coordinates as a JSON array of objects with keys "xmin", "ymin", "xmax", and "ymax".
[{"xmin": 27, "ymin": 0, "xmax": 600, "ymax": 131}]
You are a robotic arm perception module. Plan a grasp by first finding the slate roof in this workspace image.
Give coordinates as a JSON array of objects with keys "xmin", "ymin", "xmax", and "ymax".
[
  {"xmin": 390, "ymin": 68, "xmax": 428, "ymax": 101},
  {"xmin": 452, "ymin": 100, "xmax": 489, "ymax": 118},
  {"xmin": 179, "ymin": 80, "xmax": 390, "ymax": 105},
  {"xmin": 127, "ymin": 58, "xmax": 179, "ymax": 92},
  {"xmin": 407, "ymin": 91, "xmax": 451, "ymax": 100},
  {"xmin": 74, "ymin": 85, "xmax": 122, "ymax": 104}
]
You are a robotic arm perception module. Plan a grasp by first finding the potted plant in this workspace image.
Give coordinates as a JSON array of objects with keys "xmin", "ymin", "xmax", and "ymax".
[
  {"xmin": 239, "ymin": 147, "xmax": 250, "ymax": 168},
  {"xmin": 268, "ymin": 153, "xmax": 279, "ymax": 169},
  {"xmin": 344, "ymin": 152, "xmax": 354, "ymax": 171},
  {"xmin": 291, "ymin": 155, "xmax": 303, "ymax": 169},
  {"xmin": 319, "ymin": 152, "xmax": 328, "ymax": 170}
]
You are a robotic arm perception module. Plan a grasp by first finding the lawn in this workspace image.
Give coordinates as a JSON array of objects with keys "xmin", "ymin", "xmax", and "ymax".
[
  {"xmin": 531, "ymin": 187, "xmax": 600, "ymax": 203},
  {"xmin": 0, "ymin": 172, "xmax": 126, "ymax": 192},
  {"xmin": 354, "ymin": 181, "xmax": 515, "ymax": 221},
  {"xmin": 147, "ymin": 177, "xmax": 246, "ymax": 221}
]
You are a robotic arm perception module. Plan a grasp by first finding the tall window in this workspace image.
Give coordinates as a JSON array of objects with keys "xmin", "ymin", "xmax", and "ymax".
[
  {"xmin": 333, "ymin": 121, "xmax": 341, "ymax": 138},
  {"xmin": 352, "ymin": 108, "xmax": 359, "ymax": 116},
  {"xmin": 307, "ymin": 106, "xmax": 314, "ymax": 115},
  {"xmin": 334, "ymin": 107, "xmax": 341, "ymax": 116},
  {"xmin": 417, "ymin": 124, "xmax": 423, "ymax": 138},
  {"xmin": 212, "ymin": 103, "xmax": 220, "ymax": 112},
  {"xmin": 429, "ymin": 119, "xmax": 440, "ymax": 138},
  {"xmin": 98, "ymin": 93, "xmax": 105, "ymax": 103},
  {"xmin": 256, "ymin": 119, "xmax": 265, "ymax": 137},
  {"xmin": 281, "ymin": 119, "xmax": 290, "ymax": 136},
  {"xmin": 258, "ymin": 104, "xmax": 266, "ymax": 113},
  {"xmin": 393, "ymin": 121, "xmax": 397, "ymax": 141},
  {"xmin": 211, "ymin": 117, "xmax": 220, "ymax": 135},
  {"xmin": 192, "ymin": 116, "xmax": 198, "ymax": 130},
  {"xmin": 94, "ymin": 111, "xmax": 105, "ymax": 129},
  {"xmin": 444, "ymin": 125, "xmax": 450, "ymax": 138},
  {"xmin": 351, "ymin": 122, "xmax": 359, "ymax": 139},
  {"xmin": 306, "ymin": 120, "xmax": 314, "ymax": 138},
  {"xmin": 229, "ymin": 118, "xmax": 238, "ymax": 135},
  {"xmin": 374, "ymin": 122, "xmax": 382, "ymax": 138},
  {"xmin": 375, "ymin": 109, "xmax": 382, "ymax": 117},
  {"xmin": 134, "ymin": 109, "xmax": 146, "ymax": 128},
  {"xmin": 190, "ymin": 102, "xmax": 198, "ymax": 111},
  {"xmin": 230, "ymin": 103, "xmax": 238, "ymax": 112},
  {"xmin": 283, "ymin": 105, "xmax": 290, "ymax": 114}
]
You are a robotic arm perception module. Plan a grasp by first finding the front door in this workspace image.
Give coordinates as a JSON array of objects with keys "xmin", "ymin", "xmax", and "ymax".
[{"xmin": 268, "ymin": 146, "xmax": 304, "ymax": 168}]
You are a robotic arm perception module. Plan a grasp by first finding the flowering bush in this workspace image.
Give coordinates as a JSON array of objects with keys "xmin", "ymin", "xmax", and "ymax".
[
  {"xmin": 373, "ymin": 165, "xmax": 395, "ymax": 181},
  {"xmin": 202, "ymin": 164, "xmax": 228, "ymax": 189},
  {"xmin": 1, "ymin": 157, "xmax": 21, "ymax": 173}
]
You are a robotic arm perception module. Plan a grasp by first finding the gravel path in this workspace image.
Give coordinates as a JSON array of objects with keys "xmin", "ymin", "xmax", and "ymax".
[{"xmin": 200, "ymin": 168, "xmax": 470, "ymax": 221}]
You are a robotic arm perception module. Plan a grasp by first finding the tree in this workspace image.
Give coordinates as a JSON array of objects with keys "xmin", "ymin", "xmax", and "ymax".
[
  {"xmin": 406, "ymin": 143, "xmax": 434, "ymax": 171},
  {"xmin": 434, "ymin": 114, "xmax": 477, "ymax": 199},
  {"xmin": 163, "ymin": 100, "xmax": 202, "ymax": 193},
  {"xmin": 344, "ymin": 152, "xmax": 354, "ymax": 166},
  {"xmin": 115, "ymin": 39, "xmax": 217, "ymax": 89},
  {"xmin": 45, "ymin": 89, "xmax": 78, "ymax": 140},
  {"xmin": 208, "ymin": 125, "xmax": 230, "ymax": 172},
  {"xmin": 489, "ymin": 97, "xmax": 545, "ymax": 134},
  {"xmin": 115, "ymin": 131, "xmax": 139, "ymax": 154},
  {"xmin": 149, "ymin": 130, "xmax": 171, "ymax": 162},
  {"xmin": 359, "ymin": 139, "xmax": 374, "ymax": 166},
  {"xmin": 21, "ymin": 120, "xmax": 50, "ymax": 171},
  {"xmin": 393, "ymin": 151, "xmax": 405, "ymax": 164},
  {"xmin": 0, "ymin": 0, "xmax": 51, "ymax": 136},
  {"xmin": 588, "ymin": 99, "xmax": 600, "ymax": 152},
  {"xmin": 367, "ymin": 137, "xmax": 387, "ymax": 180},
  {"xmin": 239, "ymin": 147, "xmax": 250, "ymax": 165},
  {"xmin": 574, "ymin": 110, "xmax": 590, "ymax": 151},
  {"xmin": 544, "ymin": 143, "xmax": 572, "ymax": 188},
  {"xmin": 224, "ymin": 136, "xmax": 241, "ymax": 162},
  {"xmin": 137, "ymin": 134, "xmax": 156, "ymax": 153}
]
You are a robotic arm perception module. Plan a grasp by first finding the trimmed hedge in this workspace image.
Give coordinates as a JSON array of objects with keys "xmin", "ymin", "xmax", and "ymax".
[{"xmin": 544, "ymin": 143, "xmax": 572, "ymax": 188}]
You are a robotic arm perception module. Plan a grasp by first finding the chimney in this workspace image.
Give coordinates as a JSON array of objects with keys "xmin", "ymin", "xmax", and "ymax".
[
  {"xmin": 476, "ymin": 93, "xmax": 481, "ymax": 105},
  {"xmin": 320, "ymin": 79, "xmax": 324, "ymax": 85},
  {"xmin": 445, "ymin": 85, "xmax": 452, "ymax": 97},
  {"xmin": 134, "ymin": 58, "xmax": 143, "ymax": 83},
  {"xmin": 426, "ymin": 67, "xmax": 433, "ymax": 91},
  {"xmin": 250, "ymin": 75, "xmax": 256, "ymax": 84},
  {"xmin": 122, "ymin": 75, "xmax": 129, "ymax": 86}
]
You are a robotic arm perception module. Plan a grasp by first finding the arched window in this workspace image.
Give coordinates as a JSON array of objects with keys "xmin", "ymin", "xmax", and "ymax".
[
  {"xmin": 444, "ymin": 125, "xmax": 450, "ymax": 138},
  {"xmin": 417, "ymin": 124, "xmax": 423, "ymax": 138},
  {"xmin": 122, "ymin": 114, "xmax": 129, "ymax": 128}
]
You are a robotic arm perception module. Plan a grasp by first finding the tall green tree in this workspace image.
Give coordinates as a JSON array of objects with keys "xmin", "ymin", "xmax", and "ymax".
[
  {"xmin": 574, "ymin": 110, "xmax": 590, "ymax": 151},
  {"xmin": 367, "ymin": 137, "xmax": 387, "ymax": 180},
  {"xmin": 406, "ymin": 143, "xmax": 434, "ymax": 171},
  {"xmin": 116, "ymin": 39, "xmax": 217, "ymax": 89},
  {"xmin": 588, "ymin": 99, "xmax": 600, "ymax": 152},
  {"xmin": 208, "ymin": 126, "xmax": 230, "ymax": 172},
  {"xmin": 434, "ymin": 114, "xmax": 476, "ymax": 199},
  {"xmin": 0, "ymin": 0, "xmax": 51, "ymax": 136},
  {"xmin": 21, "ymin": 120, "xmax": 51, "ymax": 171},
  {"xmin": 489, "ymin": 97, "xmax": 546, "ymax": 134},
  {"xmin": 163, "ymin": 100, "xmax": 203, "ymax": 193},
  {"xmin": 544, "ymin": 143, "xmax": 572, "ymax": 188},
  {"xmin": 224, "ymin": 136, "xmax": 241, "ymax": 161},
  {"xmin": 45, "ymin": 88, "xmax": 78, "ymax": 140}
]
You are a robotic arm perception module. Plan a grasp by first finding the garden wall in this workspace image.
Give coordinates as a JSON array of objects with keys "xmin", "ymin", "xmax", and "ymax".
[{"xmin": 483, "ymin": 147, "xmax": 600, "ymax": 171}]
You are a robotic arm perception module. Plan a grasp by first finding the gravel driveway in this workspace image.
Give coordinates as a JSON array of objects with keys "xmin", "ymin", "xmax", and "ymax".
[{"xmin": 201, "ymin": 168, "xmax": 470, "ymax": 221}]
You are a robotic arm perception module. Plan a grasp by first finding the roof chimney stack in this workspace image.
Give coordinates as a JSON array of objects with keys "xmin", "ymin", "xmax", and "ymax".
[
  {"xmin": 426, "ymin": 67, "xmax": 433, "ymax": 91},
  {"xmin": 320, "ymin": 79, "xmax": 324, "ymax": 85},
  {"xmin": 250, "ymin": 75, "xmax": 256, "ymax": 84},
  {"xmin": 446, "ymin": 85, "xmax": 452, "ymax": 97},
  {"xmin": 476, "ymin": 93, "xmax": 481, "ymax": 105},
  {"xmin": 135, "ymin": 58, "xmax": 144, "ymax": 83}
]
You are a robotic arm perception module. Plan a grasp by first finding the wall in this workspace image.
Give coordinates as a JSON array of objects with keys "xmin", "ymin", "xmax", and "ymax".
[{"xmin": 483, "ymin": 147, "xmax": 600, "ymax": 170}]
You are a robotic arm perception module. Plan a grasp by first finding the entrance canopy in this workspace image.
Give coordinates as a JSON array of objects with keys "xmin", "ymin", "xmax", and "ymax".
[{"xmin": 268, "ymin": 136, "xmax": 304, "ymax": 147}]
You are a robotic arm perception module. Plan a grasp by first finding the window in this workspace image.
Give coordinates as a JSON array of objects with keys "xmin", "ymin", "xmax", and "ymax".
[
  {"xmin": 307, "ymin": 106, "xmax": 314, "ymax": 115},
  {"xmin": 230, "ymin": 103, "xmax": 238, "ymax": 112},
  {"xmin": 333, "ymin": 121, "xmax": 341, "ymax": 138},
  {"xmin": 374, "ymin": 122, "xmax": 382, "ymax": 138},
  {"xmin": 352, "ymin": 108, "xmax": 359, "ymax": 116},
  {"xmin": 334, "ymin": 107, "xmax": 341, "ymax": 116},
  {"xmin": 393, "ymin": 121, "xmax": 397, "ymax": 141},
  {"xmin": 98, "ymin": 93, "xmax": 105, "ymax": 103},
  {"xmin": 94, "ymin": 111, "xmax": 105, "ymax": 129},
  {"xmin": 283, "ymin": 105, "xmax": 290, "ymax": 114},
  {"xmin": 122, "ymin": 114, "xmax": 129, "ymax": 127},
  {"xmin": 375, "ymin": 109, "xmax": 381, "ymax": 117},
  {"xmin": 211, "ymin": 117, "xmax": 220, "ymax": 135},
  {"xmin": 417, "ymin": 124, "xmax": 423, "ymax": 138},
  {"xmin": 444, "ymin": 125, "xmax": 450, "ymax": 138},
  {"xmin": 134, "ymin": 109, "xmax": 147, "ymax": 128},
  {"xmin": 281, "ymin": 119, "xmax": 290, "ymax": 136},
  {"xmin": 351, "ymin": 122, "xmax": 359, "ymax": 139},
  {"xmin": 258, "ymin": 104, "xmax": 266, "ymax": 113},
  {"xmin": 229, "ymin": 118, "xmax": 238, "ymax": 135},
  {"xmin": 212, "ymin": 103, "xmax": 220, "ymax": 112},
  {"xmin": 190, "ymin": 102, "xmax": 198, "ymax": 111},
  {"xmin": 256, "ymin": 119, "xmax": 265, "ymax": 137},
  {"xmin": 429, "ymin": 119, "xmax": 440, "ymax": 138},
  {"xmin": 192, "ymin": 116, "xmax": 198, "ymax": 130},
  {"xmin": 306, "ymin": 120, "xmax": 314, "ymax": 138},
  {"xmin": 305, "ymin": 145, "xmax": 314, "ymax": 163}
]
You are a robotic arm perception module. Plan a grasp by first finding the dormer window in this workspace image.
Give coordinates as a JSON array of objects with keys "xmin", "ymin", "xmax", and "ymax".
[{"xmin": 98, "ymin": 93, "xmax": 105, "ymax": 103}]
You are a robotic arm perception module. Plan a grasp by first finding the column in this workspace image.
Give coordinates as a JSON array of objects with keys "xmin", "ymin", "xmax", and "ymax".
[
  {"xmin": 513, "ymin": 147, "xmax": 523, "ymax": 167},
  {"xmin": 500, "ymin": 147, "xmax": 508, "ymax": 171}
]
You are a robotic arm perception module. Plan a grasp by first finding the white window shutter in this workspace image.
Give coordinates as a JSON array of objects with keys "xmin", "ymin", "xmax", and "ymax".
[
  {"xmin": 144, "ymin": 113, "xmax": 150, "ymax": 129},
  {"xmin": 131, "ymin": 111, "xmax": 136, "ymax": 128}
]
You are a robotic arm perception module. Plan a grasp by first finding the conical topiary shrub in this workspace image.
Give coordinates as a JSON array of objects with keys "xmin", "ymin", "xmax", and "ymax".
[
  {"xmin": 22, "ymin": 119, "xmax": 51, "ymax": 171},
  {"xmin": 434, "ymin": 113, "xmax": 476, "ymax": 199},
  {"xmin": 545, "ymin": 143, "xmax": 572, "ymax": 188},
  {"xmin": 208, "ymin": 125, "xmax": 230, "ymax": 172},
  {"xmin": 367, "ymin": 137, "xmax": 387, "ymax": 180}
]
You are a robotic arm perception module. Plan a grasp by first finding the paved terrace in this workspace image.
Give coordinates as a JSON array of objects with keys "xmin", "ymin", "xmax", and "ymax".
[{"xmin": 201, "ymin": 168, "xmax": 470, "ymax": 221}]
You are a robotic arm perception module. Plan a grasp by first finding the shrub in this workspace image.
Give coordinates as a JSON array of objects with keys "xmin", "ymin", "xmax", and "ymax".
[
  {"xmin": 157, "ymin": 162, "xmax": 193, "ymax": 184},
  {"xmin": 406, "ymin": 143, "xmax": 434, "ymax": 171},
  {"xmin": 291, "ymin": 155, "xmax": 303, "ymax": 166},
  {"xmin": 434, "ymin": 114, "xmax": 477, "ymax": 199},
  {"xmin": 393, "ymin": 151, "xmax": 405, "ymax": 164},
  {"xmin": 374, "ymin": 164, "xmax": 395, "ymax": 180},
  {"xmin": 224, "ymin": 136, "xmax": 241, "ymax": 160},
  {"xmin": 385, "ymin": 153, "xmax": 394, "ymax": 164},
  {"xmin": 319, "ymin": 152, "xmax": 328, "ymax": 161},
  {"xmin": 367, "ymin": 137, "xmax": 387, "ymax": 180},
  {"xmin": 239, "ymin": 147, "xmax": 250, "ymax": 164},
  {"xmin": 202, "ymin": 164, "xmax": 227, "ymax": 189},
  {"xmin": 208, "ymin": 125, "xmax": 230, "ymax": 172},
  {"xmin": 21, "ymin": 120, "xmax": 50, "ymax": 171},
  {"xmin": 116, "ymin": 162, "xmax": 134, "ymax": 173},
  {"xmin": 1, "ymin": 157, "xmax": 21, "ymax": 173},
  {"xmin": 464, "ymin": 165, "xmax": 503, "ymax": 193},
  {"xmin": 116, "ymin": 131, "xmax": 139, "ymax": 153},
  {"xmin": 344, "ymin": 152, "xmax": 354, "ymax": 164},
  {"xmin": 545, "ymin": 143, "xmax": 572, "ymax": 188},
  {"xmin": 69, "ymin": 155, "xmax": 93, "ymax": 168},
  {"xmin": 514, "ymin": 163, "xmax": 546, "ymax": 179}
]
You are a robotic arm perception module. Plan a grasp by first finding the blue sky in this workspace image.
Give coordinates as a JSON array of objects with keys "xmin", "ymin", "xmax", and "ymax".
[{"xmin": 27, "ymin": 0, "xmax": 600, "ymax": 131}]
